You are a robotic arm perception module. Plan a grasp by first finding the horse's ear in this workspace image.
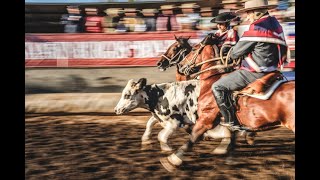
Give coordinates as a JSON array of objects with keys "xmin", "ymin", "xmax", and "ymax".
[
  {"xmin": 136, "ymin": 78, "xmax": 147, "ymax": 90},
  {"xmin": 174, "ymin": 34, "xmax": 178, "ymax": 41},
  {"xmin": 187, "ymin": 36, "xmax": 191, "ymax": 40}
]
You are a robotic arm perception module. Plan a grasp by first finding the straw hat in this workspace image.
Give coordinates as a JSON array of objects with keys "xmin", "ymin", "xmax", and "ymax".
[
  {"xmin": 200, "ymin": 7, "xmax": 213, "ymax": 12},
  {"xmin": 236, "ymin": 0, "xmax": 277, "ymax": 13},
  {"xmin": 85, "ymin": 8, "xmax": 98, "ymax": 12},
  {"xmin": 178, "ymin": 3, "xmax": 200, "ymax": 9},
  {"xmin": 160, "ymin": 5, "xmax": 177, "ymax": 10},
  {"xmin": 221, "ymin": 0, "xmax": 242, "ymax": 4},
  {"xmin": 104, "ymin": 8, "xmax": 124, "ymax": 16},
  {"xmin": 141, "ymin": 8, "xmax": 159, "ymax": 14},
  {"xmin": 124, "ymin": 8, "xmax": 140, "ymax": 13}
]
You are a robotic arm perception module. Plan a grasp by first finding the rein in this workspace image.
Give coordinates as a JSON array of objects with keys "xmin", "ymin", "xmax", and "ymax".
[
  {"xmin": 161, "ymin": 48, "xmax": 189, "ymax": 65},
  {"xmin": 189, "ymin": 62, "xmax": 236, "ymax": 79},
  {"xmin": 186, "ymin": 43, "xmax": 206, "ymax": 65},
  {"xmin": 187, "ymin": 45, "xmax": 241, "ymax": 79}
]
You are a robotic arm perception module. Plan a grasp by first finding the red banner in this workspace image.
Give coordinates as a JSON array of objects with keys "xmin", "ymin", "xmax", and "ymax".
[{"xmin": 25, "ymin": 32, "xmax": 200, "ymax": 67}]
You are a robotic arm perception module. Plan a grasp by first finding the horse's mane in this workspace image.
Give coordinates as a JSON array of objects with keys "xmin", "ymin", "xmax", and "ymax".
[{"xmin": 200, "ymin": 33, "xmax": 219, "ymax": 46}]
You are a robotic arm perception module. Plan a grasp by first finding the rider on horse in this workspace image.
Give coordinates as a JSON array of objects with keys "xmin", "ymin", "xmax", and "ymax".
[
  {"xmin": 209, "ymin": 12, "xmax": 239, "ymax": 54},
  {"xmin": 211, "ymin": 0, "xmax": 288, "ymax": 127}
]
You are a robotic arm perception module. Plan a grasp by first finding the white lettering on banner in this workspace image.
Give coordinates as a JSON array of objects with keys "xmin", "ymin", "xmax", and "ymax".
[{"xmin": 25, "ymin": 40, "xmax": 200, "ymax": 60}]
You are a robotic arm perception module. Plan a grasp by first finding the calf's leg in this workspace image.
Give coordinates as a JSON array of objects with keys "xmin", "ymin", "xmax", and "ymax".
[
  {"xmin": 141, "ymin": 116, "xmax": 158, "ymax": 145},
  {"xmin": 158, "ymin": 120, "xmax": 179, "ymax": 152}
]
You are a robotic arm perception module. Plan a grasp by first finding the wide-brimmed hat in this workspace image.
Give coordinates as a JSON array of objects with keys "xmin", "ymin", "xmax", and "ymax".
[
  {"xmin": 124, "ymin": 8, "xmax": 140, "ymax": 13},
  {"xmin": 236, "ymin": 0, "xmax": 277, "ymax": 13},
  {"xmin": 160, "ymin": 5, "xmax": 177, "ymax": 10},
  {"xmin": 141, "ymin": 8, "xmax": 159, "ymax": 14},
  {"xmin": 210, "ymin": 12, "xmax": 237, "ymax": 23},
  {"xmin": 200, "ymin": 7, "xmax": 213, "ymax": 12},
  {"xmin": 104, "ymin": 8, "xmax": 124, "ymax": 16},
  {"xmin": 178, "ymin": 3, "xmax": 200, "ymax": 9},
  {"xmin": 221, "ymin": 0, "xmax": 242, "ymax": 5}
]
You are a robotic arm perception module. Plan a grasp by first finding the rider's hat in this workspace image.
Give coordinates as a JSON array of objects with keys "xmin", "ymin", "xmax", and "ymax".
[
  {"xmin": 210, "ymin": 12, "xmax": 237, "ymax": 23},
  {"xmin": 235, "ymin": 0, "xmax": 277, "ymax": 14}
]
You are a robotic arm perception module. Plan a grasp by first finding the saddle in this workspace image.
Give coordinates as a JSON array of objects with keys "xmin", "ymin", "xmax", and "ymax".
[{"xmin": 234, "ymin": 71, "xmax": 288, "ymax": 100}]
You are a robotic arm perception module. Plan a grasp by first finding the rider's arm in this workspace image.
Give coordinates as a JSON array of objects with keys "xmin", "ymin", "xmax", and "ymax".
[{"xmin": 230, "ymin": 41, "xmax": 257, "ymax": 59}]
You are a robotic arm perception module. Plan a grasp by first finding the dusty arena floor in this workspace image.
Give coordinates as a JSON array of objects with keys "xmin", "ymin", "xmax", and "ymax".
[{"xmin": 25, "ymin": 113, "xmax": 295, "ymax": 179}]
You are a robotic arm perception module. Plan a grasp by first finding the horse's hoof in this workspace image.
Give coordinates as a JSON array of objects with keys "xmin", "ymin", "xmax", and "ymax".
[
  {"xmin": 245, "ymin": 132, "xmax": 256, "ymax": 145},
  {"xmin": 246, "ymin": 139, "xmax": 255, "ymax": 146},
  {"xmin": 246, "ymin": 136, "xmax": 256, "ymax": 145},
  {"xmin": 160, "ymin": 157, "xmax": 177, "ymax": 173},
  {"xmin": 203, "ymin": 136, "xmax": 211, "ymax": 141}
]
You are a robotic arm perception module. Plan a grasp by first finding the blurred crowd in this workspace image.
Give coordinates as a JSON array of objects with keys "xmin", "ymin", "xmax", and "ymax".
[{"xmin": 60, "ymin": 0, "xmax": 295, "ymax": 33}]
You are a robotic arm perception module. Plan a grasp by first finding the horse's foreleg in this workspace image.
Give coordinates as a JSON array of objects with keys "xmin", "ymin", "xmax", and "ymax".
[
  {"xmin": 158, "ymin": 120, "xmax": 179, "ymax": 152},
  {"xmin": 163, "ymin": 122, "xmax": 209, "ymax": 169},
  {"xmin": 141, "ymin": 116, "xmax": 158, "ymax": 145}
]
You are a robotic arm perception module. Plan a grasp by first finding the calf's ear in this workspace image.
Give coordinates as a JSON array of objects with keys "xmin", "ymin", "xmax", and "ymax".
[{"xmin": 136, "ymin": 78, "xmax": 147, "ymax": 90}]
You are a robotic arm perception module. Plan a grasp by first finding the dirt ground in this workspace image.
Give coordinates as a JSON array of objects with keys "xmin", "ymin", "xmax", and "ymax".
[{"xmin": 25, "ymin": 113, "xmax": 295, "ymax": 180}]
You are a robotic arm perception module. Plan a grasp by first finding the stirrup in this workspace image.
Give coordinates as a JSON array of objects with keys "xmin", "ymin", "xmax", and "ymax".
[
  {"xmin": 220, "ymin": 122, "xmax": 241, "ymax": 131},
  {"xmin": 220, "ymin": 121, "xmax": 234, "ymax": 127}
]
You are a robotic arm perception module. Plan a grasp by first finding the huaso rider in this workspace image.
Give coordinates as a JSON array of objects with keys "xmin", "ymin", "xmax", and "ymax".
[
  {"xmin": 211, "ymin": 0, "xmax": 288, "ymax": 127},
  {"xmin": 210, "ymin": 12, "xmax": 239, "ymax": 54}
]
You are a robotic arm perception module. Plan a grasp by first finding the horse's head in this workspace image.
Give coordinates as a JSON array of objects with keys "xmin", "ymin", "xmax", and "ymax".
[
  {"xmin": 178, "ymin": 34, "xmax": 220, "ymax": 77},
  {"xmin": 114, "ymin": 78, "xmax": 147, "ymax": 115},
  {"xmin": 157, "ymin": 35, "xmax": 192, "ymax": 71}
]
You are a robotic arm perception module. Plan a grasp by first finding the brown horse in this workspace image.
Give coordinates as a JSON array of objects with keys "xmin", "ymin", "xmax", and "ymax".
[
  {"xmin": 160, "ymin": 34, "xmax": 295, "ymax": 172},
  {"xmin": 156, "ymin": 35, "xmax": 193, "ymax": 81}
]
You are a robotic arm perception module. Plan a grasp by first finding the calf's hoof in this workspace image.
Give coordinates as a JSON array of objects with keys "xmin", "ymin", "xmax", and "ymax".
[
  {"xmin": 141, "ymin": 140, "xmax": 152, "ymax": 145},
  {"xmin": 212, "ymin": 147, "xmax": 228, "ymax": 155},
  {"xmin": 141, "ymin": 144, "xmax": 153, "ymax": 151},
  {"xmin": 160, "ymin": 143, "xmax": 173, "ymax": 152}
]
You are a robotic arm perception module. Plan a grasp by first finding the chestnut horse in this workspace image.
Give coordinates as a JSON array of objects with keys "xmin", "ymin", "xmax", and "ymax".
[
  {"xmin": 160, "ymin": 34, "xmax": 295, "ymax": 172},
  {"xmin": 157, "ymin": 35, "xmax": 193, "ymax": 81}
]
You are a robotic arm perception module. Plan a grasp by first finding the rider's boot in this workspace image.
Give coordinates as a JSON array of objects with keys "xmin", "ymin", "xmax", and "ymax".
[{"xmin": 212, "ymin": 88, "xmax": 237, "ymax": 127}]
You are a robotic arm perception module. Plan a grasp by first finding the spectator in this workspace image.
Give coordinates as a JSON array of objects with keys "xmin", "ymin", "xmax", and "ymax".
[
  {"xmin": 119, "ymin": 8, "xmax": 145, "ymax": 32},
  {"xmin": 84, "ymin": 7, "xmax": 103, "ymax": 33},
  {"xmin": 141, "ymin": 9, "xmax": 158, "ymax": 31},
  {"xmin": 176, "ymin": 3, "xmax": 201, "ymax": 31},
  {"xmin": 102, "ymin": 8, "xmax": 123, "ymax": 33},
  {"xmin": 62, "ymin": 6, "xmax": 84, "ymax": 33},
  {"xmin": 156, "ymin": 5, "xmax": 179, "ymax": 31},
  {"xmin": 197, "ymin": 7, "xmax": 215, "ymax": 31}
]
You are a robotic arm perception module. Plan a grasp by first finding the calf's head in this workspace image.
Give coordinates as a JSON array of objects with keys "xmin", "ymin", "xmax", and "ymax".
[{"xmin": 114, "ymin": 78, "xmax": 147, "ymax": 115}]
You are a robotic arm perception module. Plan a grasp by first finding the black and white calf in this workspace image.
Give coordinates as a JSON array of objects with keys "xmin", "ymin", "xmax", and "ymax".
[{"xmin": 115, "ymin": 78, "xmax": 241, "ymax": 154}]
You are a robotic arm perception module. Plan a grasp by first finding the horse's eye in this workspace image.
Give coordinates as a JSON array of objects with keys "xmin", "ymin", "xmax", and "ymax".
[
  {"xmin": 124, "ymin": 94, "xmax": 130, "ymax": 99},
  {"xmin": 173, "ymin": 47, "xmax": 177, "ymax": 51}
]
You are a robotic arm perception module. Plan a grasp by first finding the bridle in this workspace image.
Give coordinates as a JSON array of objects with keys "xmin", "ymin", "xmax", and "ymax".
[{"xmin": 161, "ymin": 47, "xmax": 190, "ymax": 66}]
